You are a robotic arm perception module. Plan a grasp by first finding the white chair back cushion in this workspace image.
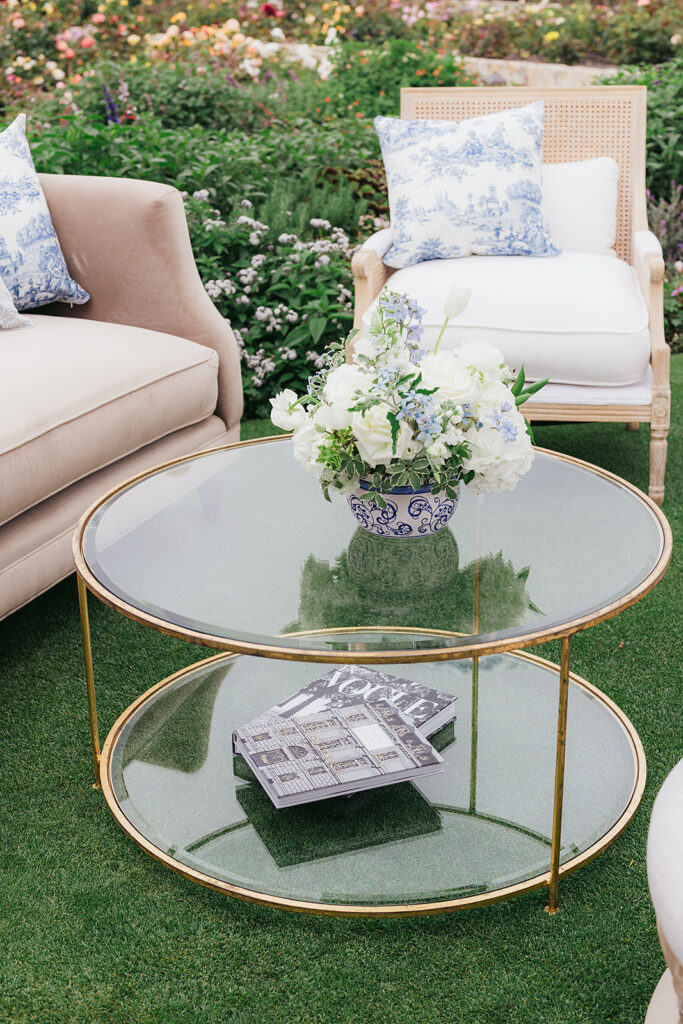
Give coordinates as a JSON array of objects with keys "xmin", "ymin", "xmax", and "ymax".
[{"xmin": 542, "ymin": 157, "xmax": 620, "ymax": 255}]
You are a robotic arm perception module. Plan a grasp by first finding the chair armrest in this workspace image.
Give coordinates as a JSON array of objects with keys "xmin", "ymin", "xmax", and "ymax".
[
  {"xmin": 634, "ymin": 230, "xmax": 665, "ymax": 285},
  {"xmin": 358, "ymin": 227, "xmax": 394, "ymax": 259},
  {"xmin": 38, "ymin": 173, "xmax": 243, "ymax": 434},
  {"xmin": 632, "ymin": 229, "xmax": 669, "ymax": 396},
  {"xmin": 351, "ymin": 228, "xmax": 395, "ymax": 330}
]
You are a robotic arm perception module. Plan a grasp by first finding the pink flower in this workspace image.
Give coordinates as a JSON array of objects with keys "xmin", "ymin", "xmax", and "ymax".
[
  {"xmin": 81, "ymin": 36, "xmax": 95, "ymax": 49},
  {"xmin": 12, "ymin": 17, "xmax": 26, "ymax": 28},
  {"xmin": 91, "ymin": 12, "xmax": 106, "ymax": 23}
]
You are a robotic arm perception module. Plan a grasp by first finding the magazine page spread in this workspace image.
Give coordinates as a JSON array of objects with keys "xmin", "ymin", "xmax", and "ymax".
[
  {"xmin": 271, "ymin": 666, "xmax": 457, "ymax": 737},
  {"xmin": 233, "ymin": 700, "xmax": 444, "ymax": 808}
]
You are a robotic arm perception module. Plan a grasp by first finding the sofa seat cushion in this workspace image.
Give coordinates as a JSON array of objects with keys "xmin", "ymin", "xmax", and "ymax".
[
  {"xmin": 362, "ymin": 252, "xmax": 650, "ymax": 387},
  {"xmin": 0, "ymin": 314, "xmax": 219, "ymax": 526}
]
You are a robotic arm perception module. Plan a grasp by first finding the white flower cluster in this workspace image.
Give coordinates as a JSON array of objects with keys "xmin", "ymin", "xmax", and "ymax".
[
  {"xmin": 205, "ymin": 278, "xmax": 236, "ymax": 299},
  {"xmin": 270, "ymin": 287, "xmax": 539, "ymax": 496},
  {"xmin": 201, "ymin": 202, "xmax": 355, "ymax": 391},
  {"xmin": 254, "ymin": 303, "xmax": 298, "ymax": 333}
]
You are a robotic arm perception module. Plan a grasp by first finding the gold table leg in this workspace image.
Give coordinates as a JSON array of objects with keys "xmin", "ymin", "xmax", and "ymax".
[
  {"xmin": 469, "ymin": 656, "xmax": 479, "ymax": 814},
  {"xmin": 77, "ymin": 575, "xmax": 101, "ymax": 788},
  {"xmin": 546, "ymin": 635, "xmax": 571, "ymax": 913}
]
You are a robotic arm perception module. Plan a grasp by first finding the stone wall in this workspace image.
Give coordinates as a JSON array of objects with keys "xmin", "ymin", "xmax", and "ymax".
[{"xmin": 462, "ymin": 56, "xmax": 619, "ymax": 87}]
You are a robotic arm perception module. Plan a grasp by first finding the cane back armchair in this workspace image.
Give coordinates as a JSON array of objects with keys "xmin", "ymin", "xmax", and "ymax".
[{"xmin": 351, "ymin": 86, "xmax": 670, "ymax": 505}]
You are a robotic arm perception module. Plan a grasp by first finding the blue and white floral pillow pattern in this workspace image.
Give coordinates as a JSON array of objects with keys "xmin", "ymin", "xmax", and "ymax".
[
  {"xmin": 0, "ymin": 114, "xmax": 89, "ymax": 311},
  {"xmin": 375, "ymin": 101, "xmax": 559, "ymax": 268}
]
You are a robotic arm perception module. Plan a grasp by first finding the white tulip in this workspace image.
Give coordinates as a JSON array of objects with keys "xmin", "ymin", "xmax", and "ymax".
[{"xmin": 443, "ymin": 285, "xmax": 472, "ymax": 320}]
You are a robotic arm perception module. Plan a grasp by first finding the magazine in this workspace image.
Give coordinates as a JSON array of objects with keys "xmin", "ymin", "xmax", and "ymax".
[
  {"xmin": 271, "ymin": 666, "xmax": 457, "ymax": 738},
  {"xmin": 233, "ymin": 700, "xmax": 444, "ymax": 809}
]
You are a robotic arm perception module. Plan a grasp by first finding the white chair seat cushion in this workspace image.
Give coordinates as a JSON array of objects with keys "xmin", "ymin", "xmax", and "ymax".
[
  {"xmin": 362, "ymin": 252, "xmax": 650, "ymax": 387},
  {"xmin": 648, "ymin": 759, "xmax": 683, "ymax": 967},
  {"xmin": 0, "ymin": 314, "xmax": 219, "ymax": 526}
]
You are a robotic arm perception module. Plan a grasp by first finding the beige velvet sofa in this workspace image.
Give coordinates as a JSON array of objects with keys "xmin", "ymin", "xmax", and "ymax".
[{"xmin": 0, "ymin": 174, "xmax": 243, "ymax": 621}]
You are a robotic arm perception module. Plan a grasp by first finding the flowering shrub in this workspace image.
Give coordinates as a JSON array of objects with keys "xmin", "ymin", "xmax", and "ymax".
[
  {"xmin": 270, "ymin": 288, "xmax": 545, "ymax": 503},
  {"xmin": 648, "ymin": 182, "xmax": 683, "ymax": 351},
  {"xmin": 184, "ymin": 194, "xmax": 355, "ymax": 413},
  {"xmin": 609, "ymin": 57, "xmax": 683, "ymax": 198},
  {"xmin": 448, "ymin": 0, "xmax": 681, "ymax": 67},
  {"xmin": 3, "ymin": 0, "xmax": 682, "ymax": 108}
]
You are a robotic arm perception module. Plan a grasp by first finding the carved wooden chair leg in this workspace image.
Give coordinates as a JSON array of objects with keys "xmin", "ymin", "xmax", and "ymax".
[
  {"xmin": 649, "ymin": 391, "xmax": 671, "ymax": 507},
  {"xmin": 650, "ymin": 430, "xmax": 668, "ymax": 507}
]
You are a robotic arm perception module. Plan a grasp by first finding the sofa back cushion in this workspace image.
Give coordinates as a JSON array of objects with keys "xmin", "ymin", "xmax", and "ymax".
[{"xmin": 0, "ymin": 115, "xmax": 89, "ymax": 311}]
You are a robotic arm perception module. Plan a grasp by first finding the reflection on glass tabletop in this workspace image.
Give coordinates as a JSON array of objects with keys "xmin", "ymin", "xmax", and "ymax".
[{"xmin": 80, "ymin": 438, "xmax": 669, "ymax": 658}]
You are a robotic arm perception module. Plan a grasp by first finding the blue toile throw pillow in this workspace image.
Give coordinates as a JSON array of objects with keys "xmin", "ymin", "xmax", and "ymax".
[
  {"xmin": 374, "ymin": 100, "xmax": 559, "ymax": 269},
  {"xmin": 0, "ymin": 114, "xmax": 89, "ymax": 310}
]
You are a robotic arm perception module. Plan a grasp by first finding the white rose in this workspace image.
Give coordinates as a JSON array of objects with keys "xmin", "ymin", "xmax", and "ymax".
[
  {"xmin": 270, "ymin": 389, "xmax": 306, "ymax": 430},
  {"xmin": 421, "ymin": 351, "xmax": 479, "ymax": 406},
  {"xmin": 306, "ymin": 364, "xmax": 373, "ymax": 431},
  {"xmin": 314, "ymin": 402, "xmax": 353, "ymax": 432},
  {"xmin": 351, "ymin": 403, "xmax": 414, "ymax": 468},
  {"xmin": 458, "ymin": 339, "xmax": 509, "ymax": 383},
  {"xmin": 292, "ymin": 422, "xmax": 325, "ymax": 477}
]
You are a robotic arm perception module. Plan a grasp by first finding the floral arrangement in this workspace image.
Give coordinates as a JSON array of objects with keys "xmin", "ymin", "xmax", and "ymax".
[{"xmin": 270, "ymin": 286, "xmax": 546, "ymax": 505}]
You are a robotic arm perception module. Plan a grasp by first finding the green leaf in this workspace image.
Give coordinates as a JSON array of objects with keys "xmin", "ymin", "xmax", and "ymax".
[
  {"xmin": 308, "ymin": 317, "xmax": 327, "ymax": 344},
  {"xmin": 515, "ymin": 377, "xmax": 549, "ymax": 406},
  {"xmin": 386, "ymin": 411, "xmax": 400, "ymax": 454},
  {"xmin": 511, "ymin": 365, "xmax": 526, "ymax": 396}
]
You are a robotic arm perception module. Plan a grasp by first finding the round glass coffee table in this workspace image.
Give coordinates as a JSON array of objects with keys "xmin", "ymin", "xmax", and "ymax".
[{"xmin": 73, "ymin": 437, "xmax": 671, "ymax": 917}]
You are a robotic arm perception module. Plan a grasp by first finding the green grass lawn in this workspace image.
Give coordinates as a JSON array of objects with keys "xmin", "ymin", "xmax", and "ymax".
[{"xmin": 1, "ymin": 358, "xmax": 681, "ymax": 1024}]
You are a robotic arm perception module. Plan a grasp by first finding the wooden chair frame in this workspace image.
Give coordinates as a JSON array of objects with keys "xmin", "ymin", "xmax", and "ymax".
[{"xmin": 351, "ymin": 86, "xmax": 670, "ymax": 505}]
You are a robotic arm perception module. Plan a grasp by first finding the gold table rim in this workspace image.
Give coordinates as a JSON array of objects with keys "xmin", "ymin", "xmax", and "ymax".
[
  {"xmin": 99, "ymin": 647, "xmax": 646, "ymax": 918},
  {"xmin": 73, "ymin": 436, "xmax": 673, "ymax": 664}
]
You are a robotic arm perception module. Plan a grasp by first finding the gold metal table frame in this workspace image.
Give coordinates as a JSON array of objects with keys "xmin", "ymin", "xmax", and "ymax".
[{"xmin": 73, "ymin": 438, "xmax": 672, "ymax": 917}]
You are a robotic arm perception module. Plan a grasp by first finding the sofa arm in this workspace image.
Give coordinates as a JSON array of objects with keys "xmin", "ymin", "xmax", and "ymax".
[
  {"xmin": 38, "ymin": 173, "xmax": 243, "ymax": 434},
  {"xmin": 351, "ymin": 228, "xmax": 395, "ymax": 330}
]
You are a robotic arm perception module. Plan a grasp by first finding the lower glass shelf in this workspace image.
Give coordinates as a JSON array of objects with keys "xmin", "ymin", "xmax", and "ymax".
[{"xmin": 101, "ymin": 649, "xmax": 644, "ymax": 916}]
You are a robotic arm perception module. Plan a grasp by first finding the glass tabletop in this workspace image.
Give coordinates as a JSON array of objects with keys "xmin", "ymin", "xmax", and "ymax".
[
  {"xmin": 80, "ymin": 437, "xmax": 669, "ymax": 659},
  {"xmin": 105, "ymin": 653, "xmax": 640, "ymax": 911}
]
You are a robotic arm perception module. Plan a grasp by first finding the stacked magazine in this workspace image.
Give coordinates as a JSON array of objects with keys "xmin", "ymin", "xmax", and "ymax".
[{"xmin": 233, "ymin": 667, "xmax": 457, "ymax": 809}]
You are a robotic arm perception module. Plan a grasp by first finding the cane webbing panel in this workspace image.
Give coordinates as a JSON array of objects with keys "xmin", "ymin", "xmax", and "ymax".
[{"xmin": 400, "ymin": 87, "xmax": 648, "ymax": 264}]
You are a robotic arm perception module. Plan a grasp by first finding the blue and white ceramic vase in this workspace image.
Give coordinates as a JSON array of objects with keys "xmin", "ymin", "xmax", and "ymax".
[{"xmin": 346, "ymin": 479, "xmax": 459, "ymax": 539}]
